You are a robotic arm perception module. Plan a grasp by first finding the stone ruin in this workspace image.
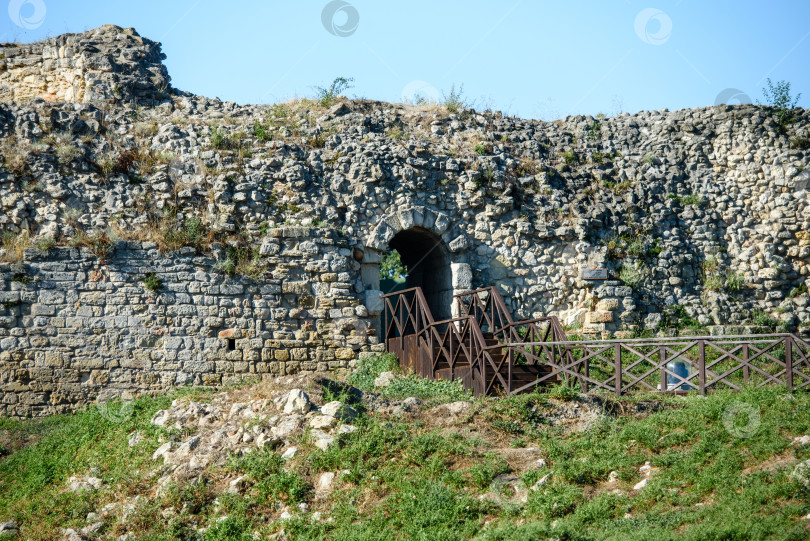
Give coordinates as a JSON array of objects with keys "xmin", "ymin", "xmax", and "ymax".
[{"xmin": 0, "ymin": 25, "xmax": 808, "ymax": 416}]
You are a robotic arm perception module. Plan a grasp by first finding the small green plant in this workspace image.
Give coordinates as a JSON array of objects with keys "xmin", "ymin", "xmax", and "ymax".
[
  {"xmin": 668, "ymin": 193, "xmax": 705, "ymax": 207},
  {"xmin": 208, "ymin": 126, "xmax": 231, "ymax": 149},
  {"xmin": 547, "ymin": 383, "xmax": 579, "ymax": 401},
  {"xmin": 229, "ymin": 449, "xmax": 309, "ymax": 504},
  {"xmin": 33, "ymin": 236, "xmax": 54, "ymax": 253},
  {"xmin": 346, "ymin": 353, "xmax": 400, "ymax": 391},
  {"xmin": 759, "ymin": 78, "xmax": 802, "ymax": 128},
  {"xmin": 790, "ymin": 136, "xmax": 810, "ymax": 149},
  {"xmin": 442, "ymin": 84, "xmax": 469, "ymax": 113},
  {"xmin": 315, "ymin": 76, "xmax": 354, "ymax": 107},
  {"xmin": 643, "ymin": 152, "xmax": 655, "ymax": 166},
  {"xmin": 56, "ymin": 142, "xmax": 81, "ymax": 165},
  {"xmin": 751, "ymin": 309, "xmax": 778, "ymax": 331},
  {"xmin": 215, "ymin": 243, "xmax": 266, "ymax": 279},
  {"xmin": 561, "ymin": 149, "xmax": 579, "ymax": 166},
  {"xmin": 602, "ymin": 178, "xmax": 631, "ymax": 194},
  {"xmin": 618, "ymin": 261, "xmax": 646, "ymax": 288},
  {"xmin": 70, "ymin": 232, "xmax": 114, "ymax": 263},
  {"xmin": 141, "ymin": 272, "xmax": 162, "ymax": 293},
  {"xmin": 473, "ymin": 142, "xmax": 489, "ymax": 155},
  {"xmin": 253, "ymin": 120, "xmax": 270, "ymax": 142},
  {"xmin": 386, "ymin": 126, "xmax": 408, "ymax": 140},
  {"xmin": 10, "ymin": 272, "xmax": 31, "ymax": 284},
  {"xmin": 0, "ymin": 230, "xmax": 32, "ymax": 263},
  {"xmin": 658, "ymin": 304, "xmax": 704, "ymax": 332},
  {"xmin": 587, "ymin": 119, "xmax": 601, "ymax": 141},
  {"xmin": 789, "ymin": 282, "xmax": 808, "ymax": 298},
  {"xmin": 725, "ymin": 271, "xmax": 745, "ymax": 292}
]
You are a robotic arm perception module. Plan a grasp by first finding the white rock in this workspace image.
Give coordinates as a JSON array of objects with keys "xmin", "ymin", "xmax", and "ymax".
[
  {"xmin": 68, "ymin": 476, "xmax": 102, "ymax": 492},
  {"xmin": 314, "ymin": 435, "xmax": 336, "ymax": 451},
  {"xmin": 151, "ymin": 410, "xmax": 170, "ymax": 427},
  {"xmin": 534, "ymin": 458, "xmax": 547, "ymax": 469},
  {"xmin": 272, "ymin": 415, "xmax": 303, "ymax": 439},
  {"xmin": 790, "ymin": 460, "xmax": 810, "ymax": 487},
  {"xmin": 310, "ymin": 415, "xmax": 338, "ymax": 429},
  {"xmin": 280, "ymin": 511, "xmax": 292, "ymax": 520},
  {"xmin": 320, "ymin": 401, "xmax": 358, "ymax": 422},
  {"xmin": 228, "ymin": 476, "xmax": 247, "ymax": 494},
  {"xmin": 374, "ymin": 371, "xmax": 397, "ymax": 387},
  {"xmin": 256, "ymin": 433, "xmax": 279, "ymax": 449},
  {"xmin": 189, "ymin": 455, "xmax": 210, "ymax": 470},
  {"xmin": 608, "ymin": 471, "xmax": 619, "ymax": 483},
  {"xmin": 530, "ymin": 472, "xmax": 553, "ymax": 490},
  {"xmin": 337, "ymin": 424, "xmax": 358, "ymax": 435},
  {"xmin": 792, "ymin": 435, "xmax": 810, "ymax": 446},
  {"xmin": 633, "ymin": 478, "xmax": 649, "ymax": 490},
  {"xmin": 278, "ymin": 389, "xmax": 312, "ymax": 414},
  {"xmin": 403, "ymin": 397, "xmax": 423, "ymax": 409},
  {"xmin": 152, "ymin": 442, "xmax": 173, "ymax": 461},
  {"xmin": 128, "ymin": 431, "xmax": 142, "ymax": 448},
  {"xmin": 639, "ymin": 461, "xmax": 652, "ymax": 476},
  {"xmin": 229, "ymin": 403, "xmax": 247, "ymax": 418},
  {"xmin": 281, "ymin": 447, "xmax": 298, "ymax": 461},
  {"xmin": 445, "ymin": 401, "xmax": 472, "ymax": 416},
  {"xmin": 62, "ymin": 528, "xmax": 83, "ymax": 541},
  {"xmin": 0, "ymin": 521, "xmax": 17, "ymax": 533},
  {"xmin": 173, "ymin": 436, "xmax": 201, "ymax": 460},
  {"xmin": 317, "ymin": 472, "xmax": 336, "ymax": 492}
]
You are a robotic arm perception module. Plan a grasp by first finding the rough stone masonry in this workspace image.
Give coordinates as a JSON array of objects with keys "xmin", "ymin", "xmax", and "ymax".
[{"xmin": 0, "ymin": 25, "xmax": 809, "ymax": 416}]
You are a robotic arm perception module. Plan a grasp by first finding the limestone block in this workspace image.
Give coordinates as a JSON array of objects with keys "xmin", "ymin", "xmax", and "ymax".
[
  {"xmin": 596, "ymin": 298, "xmax": 619, "ymax": 311},
  {"xmin": 364, "ymin": 289, "xmax": 384, "ymax": 316},
  {"xmin": 451, "ymin": 263, "xmax": 472, "ymax": 290}
]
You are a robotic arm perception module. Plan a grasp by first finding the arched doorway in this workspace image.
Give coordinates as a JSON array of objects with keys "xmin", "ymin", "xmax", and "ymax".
[{"xmin": 386, "ymin": 227, "xmax": 453, "ymax": 321}]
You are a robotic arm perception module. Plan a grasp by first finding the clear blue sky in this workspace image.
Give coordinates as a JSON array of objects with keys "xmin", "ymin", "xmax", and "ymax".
[{"xmin": 2, "ymin": 0, "xmax": 809, "ymax": 119}]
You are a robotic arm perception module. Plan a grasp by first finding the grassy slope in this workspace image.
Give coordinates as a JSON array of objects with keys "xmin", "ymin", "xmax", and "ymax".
[{"xmin": 0, "ymin": 360, "xmax": 809, "ymax": 540}]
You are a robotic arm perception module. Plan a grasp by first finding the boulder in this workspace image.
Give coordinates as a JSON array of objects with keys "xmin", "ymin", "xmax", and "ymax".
[{"xmin": 320, "ymin": 401, "xmax": 358, "ymax": 422}]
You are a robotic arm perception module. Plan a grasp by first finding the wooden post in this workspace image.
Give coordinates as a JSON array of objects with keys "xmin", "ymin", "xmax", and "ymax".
[
  {"xmin": 698, "ymin": 339, "xmax": 706, "ymax": 395},
  {"xmin": 583, "ymin": 356, "xmax": 590, "ymax": 393},
  {"xmin": 743, "ymin": 344, "xmax": 749, "ymax": 384},
  {"xmin": 786, "ymin": 335, "xmax": 793, "ymax": 390},
  {"xmin": 660, "ymin": 346, "xmax": 667, "ymax": 392},
  {"xmin": 614, "ymin": 343, "xmax": 622, "ymax": 396},
  {"xmin": 508, "ymin": 348, "xmax": 513, "ymax": 395}
]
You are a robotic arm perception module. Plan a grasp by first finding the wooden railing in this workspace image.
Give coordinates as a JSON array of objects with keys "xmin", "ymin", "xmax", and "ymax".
[
  {"xmin": 382, "ymin": 287, "xmax": 492, "ymax": 395},
  {"xmin": 453, "ymin": 286, "xmax": 569, "ymax": 345},
  {"xmin": 498, "ymin": 333, "xmax": 810, "ymax": 395},
  {"xmin": 383, "ymin": 287, "xmax": 810, "ymax": 396}
]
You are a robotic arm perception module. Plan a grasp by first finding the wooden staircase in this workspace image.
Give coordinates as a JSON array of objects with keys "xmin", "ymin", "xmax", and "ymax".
[{"xmin": 382, "ymin": 286, "xmax": 565, "ymax": 397}]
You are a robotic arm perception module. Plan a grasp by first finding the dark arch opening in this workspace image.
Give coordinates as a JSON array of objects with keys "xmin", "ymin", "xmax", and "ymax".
[{"xmin": 387, "ymin": 227, "xmax": 453, "ymax": 321}]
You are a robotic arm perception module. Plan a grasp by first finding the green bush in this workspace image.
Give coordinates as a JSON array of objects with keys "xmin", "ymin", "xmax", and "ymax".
[
  {"xmin": 759, "ymin": 78, "xmax": 802, "ymax": 128},
  {"xmin": 229, "ymin": 449, "xmax": 309, "ymax": 504},
  {"xmin": 140, "ymin": 272, "xmax": 162, "ymax": 293},
  {"xmin": 315, "ymin": 76, "xmax": 354, "ymax": 107},
  {"xmin": 345, "ymin": 354, "xmax": 400, "ymax": 391},
  {"xmin": 442, "ymin": 84, "xmax": 469, "ymax": 113}
]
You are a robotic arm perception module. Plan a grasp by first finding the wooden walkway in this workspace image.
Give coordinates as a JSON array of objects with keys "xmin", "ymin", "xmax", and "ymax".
[{"xmin": 382, "ymin": 287, "xmax": 810, "ymax": 396}]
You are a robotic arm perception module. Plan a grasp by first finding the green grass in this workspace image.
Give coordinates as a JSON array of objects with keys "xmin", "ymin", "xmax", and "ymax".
[
  {"xmin": 1, "ymin": 378, "xmax": 809, "ymax": 540},
  {"xmin": 0, "ymin": 393, "xmax": 182, "ymax": 539},
  {"xmin": 348, "ymin": 354, "xmax": 472, "ymax": 403}
]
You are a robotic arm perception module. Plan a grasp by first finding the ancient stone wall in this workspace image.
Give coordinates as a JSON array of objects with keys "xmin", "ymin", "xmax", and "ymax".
[
  {"xmin": 0, "ymin": 26, "xmax": 809, "ymax": 415},
  {"xmin": 0, "ymin": 229, "xmax": 379, "ymax": 417},
  {"xmin": 0, "ymin": 25, "xmax": 169, "ymax": 104}
]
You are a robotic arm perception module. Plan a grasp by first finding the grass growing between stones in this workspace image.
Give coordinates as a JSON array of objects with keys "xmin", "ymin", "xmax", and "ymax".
[{"xmin": 0, "ymin": 376, "xmax": 809, "ymax": 539}]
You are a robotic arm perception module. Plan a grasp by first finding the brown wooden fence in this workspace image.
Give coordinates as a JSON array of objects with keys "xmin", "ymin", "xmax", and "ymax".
[
  {"xmin": 382, "ymin": 286, "xmax": 810, "ymax": 396},
  {"xmin": 500, "ymin": 333, "xmax": 810, "ymax": 395}
]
